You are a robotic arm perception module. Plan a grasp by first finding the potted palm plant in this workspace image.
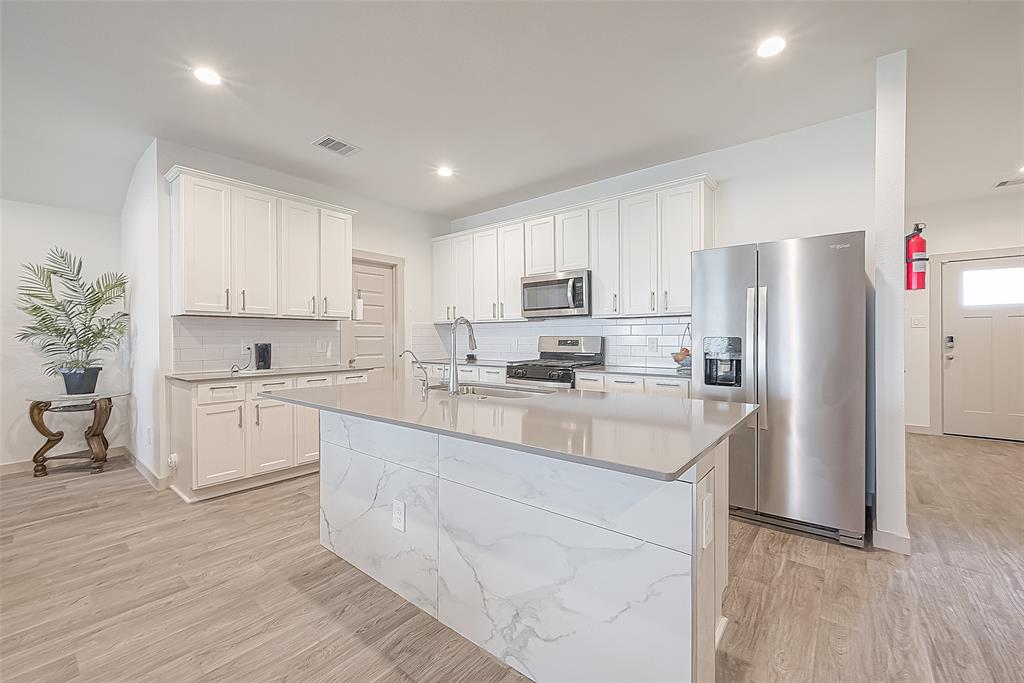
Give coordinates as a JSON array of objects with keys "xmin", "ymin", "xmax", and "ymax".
[{"xmin": 15, "ymin": 247, "xmax": 129, "ymax": 395}]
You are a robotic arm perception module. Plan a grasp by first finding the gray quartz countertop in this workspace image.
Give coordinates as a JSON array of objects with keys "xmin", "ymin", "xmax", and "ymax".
[
  {"xmin": 419, "ymin": 358, "xmax": 526, "ymax": 367},
  {"xmin": 586, "ymin": 365, "xmax": 691, "ymax": 379},
  {"xmin": 262, "ymin": 380, "xmax": 755, "ymax": 481},
  {"xmin": 167, "ymin": 364, "xmax": 374, "ymax": 383}
]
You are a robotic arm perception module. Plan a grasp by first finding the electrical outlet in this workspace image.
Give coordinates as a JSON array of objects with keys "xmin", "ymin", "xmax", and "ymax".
[
  {"xmin": 392, "ymin": 500, "xmax": 406, "ymax": 532},
  {"xmin": 910, "ymin": 315, "xmax": 928, "ymax": 329},
  {"xmin": 647, "ymin": 336, "xmax": 659, "ymax": 353},
  {"xmin": 168, "ymin": 452, "xmax": 178, "ymax": 469},
  {"xmin": 316, "ymin": 340, "xmax": 328, "ymax": 353},
  {"xmin": 240, "ymin": 341, "xmax": 250, "ymax": 355}
]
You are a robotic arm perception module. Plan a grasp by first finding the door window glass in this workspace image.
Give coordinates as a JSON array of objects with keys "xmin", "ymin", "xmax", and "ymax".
[{"xmin": 962, "ymin": 267, "xmax": 1024, "ymax": 306}]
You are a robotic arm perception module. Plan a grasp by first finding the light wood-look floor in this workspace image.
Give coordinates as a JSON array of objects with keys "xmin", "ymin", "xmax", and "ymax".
[{"xmin": 1, "ymin": 434, "xmax": 1021, "ymax": 682}]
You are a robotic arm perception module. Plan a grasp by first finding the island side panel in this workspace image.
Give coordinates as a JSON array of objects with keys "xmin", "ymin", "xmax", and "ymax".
[
  {"xmin": 437, "ymin": 478, "xmax": 693, "ymax": 683},
  {"xmin": 319, "ymin": 438, "xmax": 439, "ymax": 616},
  {"xmin": 321, "ymin": 410, "xmax": 439, "ymax": 475}
]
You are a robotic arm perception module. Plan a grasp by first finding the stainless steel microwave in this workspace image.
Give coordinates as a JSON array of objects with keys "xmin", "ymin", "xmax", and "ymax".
[{"xmin": 521, "ymin": 270, "xmax": 591, "ymax": 318}]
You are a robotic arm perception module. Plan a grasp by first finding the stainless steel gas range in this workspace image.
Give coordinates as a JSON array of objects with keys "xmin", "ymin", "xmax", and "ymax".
[{"xmin": 506, "ymin": 336, "xmax": 604, "ymax": 389}]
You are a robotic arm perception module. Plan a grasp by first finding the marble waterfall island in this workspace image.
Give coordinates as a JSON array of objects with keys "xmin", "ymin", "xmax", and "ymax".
[{"xmin": 264, "ymin": 381, "xmax": 757, "ymax": 683}]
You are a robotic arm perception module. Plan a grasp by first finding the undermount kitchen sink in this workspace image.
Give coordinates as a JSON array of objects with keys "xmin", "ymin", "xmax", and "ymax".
[{"xmin": 455, "ymin": 383, "xmax": 554, "ymax": 399}]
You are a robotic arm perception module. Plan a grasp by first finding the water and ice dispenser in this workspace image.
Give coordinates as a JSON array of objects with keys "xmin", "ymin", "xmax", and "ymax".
[{"xmin": 703, "ymin": 337, "xmax": 743, "ymax": 387}]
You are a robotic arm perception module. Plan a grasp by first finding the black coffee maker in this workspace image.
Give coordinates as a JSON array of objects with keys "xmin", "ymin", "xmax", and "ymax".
[{"xmin": 254, "ymin": 343, "xmax": 272, "ymax": 370}]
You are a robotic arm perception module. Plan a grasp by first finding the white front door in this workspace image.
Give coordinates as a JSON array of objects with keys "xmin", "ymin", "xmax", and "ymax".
[
  {"xmin": 942, "ymin": 255, "xmax": 1024, "ymax": 441},
  {"xmin": 343, "ymin": 261, "xmax": 396, "ymax": 385}
]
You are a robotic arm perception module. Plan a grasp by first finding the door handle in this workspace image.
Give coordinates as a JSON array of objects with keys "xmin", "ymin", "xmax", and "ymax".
[
  {"xmin": 744, "ymin": 287, "xmax": 757, "ymax": 426},
  {"xmin": 241, "ymin": 289, "xmax": 246, "ymax": 312},
  {"xmin": 757, "ymin": 285, "xmax": 768, "ymax": 429},
  {"xmin": 225, "ymin": 288, "xmax": 230, "ymax": 311},
  {"xmin": 567, "ymin": 279, "xmax": 574, "ymax": 309}
]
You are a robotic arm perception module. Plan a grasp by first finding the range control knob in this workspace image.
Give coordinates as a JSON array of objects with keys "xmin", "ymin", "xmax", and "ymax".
[{"xmin": 512, "ymin": 367, "xmax": 528, "ymax": 378}]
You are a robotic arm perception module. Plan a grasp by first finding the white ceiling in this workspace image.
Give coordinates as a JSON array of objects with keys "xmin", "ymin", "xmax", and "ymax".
[{"xmin": 2, "ymin": 1, "xmax": 1021, "ymax": 219}]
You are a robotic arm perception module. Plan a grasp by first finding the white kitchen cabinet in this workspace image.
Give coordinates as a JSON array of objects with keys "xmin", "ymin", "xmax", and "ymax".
[
  {"xmin": 279, "ymin": 200, "xmax": 320, "ymax": 318},
  {"xmin": 232, "ymin": 187, "xmax": 278, "ymax": 316},
  {"xmin": 605, "ymin": 375, "xmax": 646, "ymax": 394},
  {"xmin": 644, "ymin": 377, "xmax": 689, "ymax": 398},
  {"xmin": 524, "ymin": 216, "xmax": 556, "ymax": 275},
  {"xmin": 478, "ymin": 367, "xmax": 507, "ymax": 385},
  {"xmin": 658, "ymin": 182, "xmax": 713, "ymax": 315},
  {"xmin": 336, "ymin": 371, "xmax": 369, "ymax": 385},
  {"xmin": 456, "ymin": 366, "xmax": 480, "ymax": 383},
  {"xmin": 473, "ymin": 229, "xmax": 499, "ymax": 321},
  {"xmin": 589, "ymin": 200, "xmax": 620, "ymax": 317},
  {"xmin": 620, "ymin": 192, "xmax": 660, "ymax": 316},
  {"xmin": 497, "ymin": 224, "xmax": 525, "ymax": 321},
  {"xmin": 432, "ymin": 237, "xmax": 455, "ymax": 323},
  {"xmin": 295, "ymin": 375, "xmax": 332, "ymax": 464},
  {"xmin": 195, "ymin": 401, "xmax": 246, "ymax": 487},
  {"xmin": 175, "ymin": 174, "xmax": 233, "ymax": 314},
  {"xmin": 555, "ymin": 209, "xmax": 589, "ymax": 271},
  {"xmin": 248, "ymin": 398, "xmax": 295, "ymax": 474},
  {"xmin": 320, "ymin": 209, "xmax": 353, "ymax": 319},
  {"xmin": 452, "ymin": 234, "xmax": 475, "ymax": 320},
  {"xmin": 573, "ymin": 372, "xmax": 606, "ymax": 391}
]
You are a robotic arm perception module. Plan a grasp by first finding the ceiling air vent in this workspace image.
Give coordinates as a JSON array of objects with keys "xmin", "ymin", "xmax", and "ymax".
[
  {"xmin": 312, "ymin": 135, "xmax": 362, "ymax": 158},
  {"xmin": 995, "ymin": 178, "xmax": 1024, "ymax": 189}
]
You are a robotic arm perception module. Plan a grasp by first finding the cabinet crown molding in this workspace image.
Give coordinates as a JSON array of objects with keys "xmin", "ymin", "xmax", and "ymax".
[
  {"xmin": 164, "ymin": 165, "xmax": 358, "ymax": 215},
  {"xmin": 434, "ymin": 172, "xmax": 716, "ymax": 243}
]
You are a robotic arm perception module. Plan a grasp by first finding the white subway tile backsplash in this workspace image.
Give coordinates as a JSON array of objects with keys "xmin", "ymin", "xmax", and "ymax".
[{"xmin": 172, "ymin": 316, "xmax": 342, "ymax": 372}]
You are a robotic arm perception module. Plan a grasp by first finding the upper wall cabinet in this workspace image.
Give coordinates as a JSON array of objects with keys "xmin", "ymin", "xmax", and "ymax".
[
  {"xmin": 588, "ymin": 200, "xmax": 620, "ymax": 317},
  {"xmin": 497, "ymin": 223, "xmax": 525, "ymax": 321},
  {"xmin": 452, "ymin": 233, "xmax": 475, "ymax": 321},
  {"xmin": 432, "ymin": 237, "xmax": 455, "ymax": 323},
  {"xmin": 473, "ymin": 229, "xmax": 499, "ymax": 322},
  {"xmin": 658, "ymin": 182, "xmax": 713, "ymax": 315},
  {"xmin": 554, "ymin": 209, "xmax": 590, "ymax": 272},
  {"xmin": 167, "ymin": 167, "xmax": 355, "ymax": 319},
  {"xmin": 524, "ymin": 216, "xmax": 556, "ymax": 275}
]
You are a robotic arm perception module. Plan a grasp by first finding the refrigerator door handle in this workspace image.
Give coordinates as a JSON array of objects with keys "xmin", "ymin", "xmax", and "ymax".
[
  {"xmin": 745, "ymin": 286, "xmax": 757, "ymax": 426},
  {"xmin": 757, "ymin": 285, "xmax": 768, "ymax": 429}
]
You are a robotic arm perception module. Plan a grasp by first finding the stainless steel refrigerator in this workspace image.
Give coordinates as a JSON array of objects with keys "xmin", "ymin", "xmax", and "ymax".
[{"xmin": 691, "ymin": 231, "xmax": 867, "ymax": 546}]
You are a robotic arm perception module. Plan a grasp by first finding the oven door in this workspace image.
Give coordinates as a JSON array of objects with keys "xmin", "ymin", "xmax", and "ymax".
[{"xmin": 521, "ymin": 270, "xmax": 590, "ymax": 318}]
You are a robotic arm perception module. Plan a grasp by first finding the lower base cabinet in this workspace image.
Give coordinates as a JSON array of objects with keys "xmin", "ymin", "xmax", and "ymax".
[
  {"xmin": 195, "ymin": 401, "xmax": 246, "ymax": 486},
  {"xmin": 248, "ymin": 398, "xmax": 295, "ymax": 474}
]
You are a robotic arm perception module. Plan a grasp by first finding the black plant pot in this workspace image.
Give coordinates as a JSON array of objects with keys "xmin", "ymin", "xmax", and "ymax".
[{"xmin": 60, "ymin": 367, "xmax": 101, "ymax": 395}]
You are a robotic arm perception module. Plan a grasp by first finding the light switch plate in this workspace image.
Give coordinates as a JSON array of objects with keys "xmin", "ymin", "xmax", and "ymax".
[
  {"xmin": 647, "ymin": 336, "xmax": 659, "ymax": 353},
  {"xmin": 392, "ymin": 500, "xmax": 406, "ymax": 533},
  {"xmin": 910, "ymin": 316, "xmax": 928, "ymax": 329},
  {"xmin": 316, "ymin": 340, "xmax": 328, "ymax": 353}
]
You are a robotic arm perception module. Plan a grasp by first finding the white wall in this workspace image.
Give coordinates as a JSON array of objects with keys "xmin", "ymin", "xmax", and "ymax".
[
  {"xmin": 451, "ymin": 111, "xmax": 876, "ymax": 256},
  {"xmin": 904, "ymin": 191, "xmax": 1024, "ymax": 428},
  {"xmin": 120, "ymin": 140, "xmax": 162, "ymax": 477},
  {"xmin": 1, "ymin": 199, "xmax": 129, "ymax": 465}
]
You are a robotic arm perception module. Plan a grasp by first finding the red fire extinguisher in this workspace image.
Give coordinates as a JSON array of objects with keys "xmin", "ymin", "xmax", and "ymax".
[{"xmin": 906, "ymin": 223, "xmax": 927, "ymax": 290}]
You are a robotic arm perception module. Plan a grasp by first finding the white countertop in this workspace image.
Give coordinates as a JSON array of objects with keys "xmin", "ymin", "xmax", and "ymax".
[
  {"xmin": 167, "ymin": 364, "xmax": 374, "ymax": 383},
  {"xmin": 586, "ymin": 365, "xmax": 692, "ymax": 379},
  {"xmin": 263, "ymin": 380, "xmax": 755, "ymax": 481},
  {"xmin": 420, "ymin": 358, "xmax": 526, "ymax": 367}
]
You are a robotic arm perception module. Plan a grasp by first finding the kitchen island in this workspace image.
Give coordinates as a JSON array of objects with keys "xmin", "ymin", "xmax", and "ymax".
[{"xmin": 264, "ymin": 380, "xmax": 756, "ymax": 683}]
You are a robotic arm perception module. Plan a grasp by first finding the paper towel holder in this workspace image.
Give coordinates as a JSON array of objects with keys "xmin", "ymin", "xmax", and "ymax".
[{"xmin": 353, "ymin": 288, "xmax": 364, "ymax": 321}]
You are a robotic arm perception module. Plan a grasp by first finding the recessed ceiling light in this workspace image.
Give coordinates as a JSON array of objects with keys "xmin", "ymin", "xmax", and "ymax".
[
  {"xmin": 757, "ymin": 36, "xmax": 787, "ymax": 58},
  {"xmin": 437, "ymin": 166, "xmax": 454, "ymax": 178},
  {"xmin": 193, "ymin": 67, "xmax": 222, "ymax": 86},
  {"xmin": 1019, "ymin": 165, "xmax": 1024, "ymax": 173}
]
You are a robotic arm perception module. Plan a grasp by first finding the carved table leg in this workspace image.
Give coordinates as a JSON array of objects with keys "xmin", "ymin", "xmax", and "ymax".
[
  {"xmin": 30, "ymin": 401, "xmax": 62, "ymax": 477},
  {"xmin": 85, "ymin": 399, "xmax": 112, "ymax": 474}
]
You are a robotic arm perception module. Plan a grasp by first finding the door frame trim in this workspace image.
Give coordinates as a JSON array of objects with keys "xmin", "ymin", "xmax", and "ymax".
[
  {"xmin": 351, "ymin": 249, "xmax": 406, "ymax": 384},
  {"xmin": 927, "ymin": 246, "xmax": 1024, "ymax": 436}
]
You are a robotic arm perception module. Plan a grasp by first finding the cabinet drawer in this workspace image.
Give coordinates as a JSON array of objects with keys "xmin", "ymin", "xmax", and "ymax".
[
  {"xmin": 605, "ymin": 376, "xmax": 645, "ymax": 394},
  {"xmin": 296, "ymin": 374, "xmax": 332, "ymax": 388},
  {"xmin": 247, "ymin": 377, "xmax": 296, "ymax": 396},
  {"xmin": 456, "ymin": 367, "xmax": 480, "ymax": 382},
  {"xmin": 644, "ymin": 378, "xmax": 689, "ymax": 398},
  {"xmin": 196, "ymin": 382, "xmax": 245, "ymax": 405},
  {"xmin": 426, "ymin": 364, "xmax": 449, "ymax": 379},
  {"xmin": 477, "ymin": 367, "xmax": 506, "ymax": 385},
  {"xmin": 336, "ymin": 372, "xmax": 368, "ymax": 385},
  {"xmin": 573, "ymin": 372, "xmax": 606, "ymax": 391}
]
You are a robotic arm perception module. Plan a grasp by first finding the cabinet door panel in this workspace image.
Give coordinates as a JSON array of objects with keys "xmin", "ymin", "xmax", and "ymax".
[
  {"xmin": 555, "ymin": 209, "xmax": 589, "ymax": 271},
  {"xmin": 659, "ymin": 184, "xmax": 699, "ymax": 314},
  {"xmin": 452, "ymin": 234, "xmax": 475, "ymax": 320},
  {"xmin": 524, "ymin": 216, "xmax": 556, "ymax": 275},
  {"xmin": 589, "ymin": 200, "xmax": 620, "ymax": 317},
  {"xmin": 497, "ymin": 224, "xmax": 525, "ymax": 321},
  {"xmin": 295, "ymin": 376, "xmax": 331, "ymax": 464},
  {"xmin": 472, "ymin": 229, "xmax": 499, "ymax": 321},
  {"xmin": 195, "ymin": 401, "xmax": 246, "ymax": 487},
  {"xmin": 320, "ymin": 209, "xmax": 353, "ymax": 319},
  {"xmin": 232, "ymin": 188, "xmax": 278, "ymax": 316},
  {"xmin": 249, "ymin": 399, "xmax": 295, "ymax": 474},
  {"xmin": 280, "ymin": 201, "xmax": 319, "ymax": 318},
  {"xmin": 182, "ymin": 176, "xmax": 232, "ymax": 314},
  {"xmin": 620, "ymin": 192, "xmax": 659, "ymax": 315},
  {"xmin": 432, "ymin": 238, "xmax": 455, "ymax": 322}
]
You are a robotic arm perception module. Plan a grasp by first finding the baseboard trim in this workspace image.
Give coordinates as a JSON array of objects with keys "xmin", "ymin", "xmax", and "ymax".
[
  {"xmin": 170, "ymin": 463, "xmax": 319, "ymax": 504},
  {"xmin": 131, "ymin": 454, "xmax": 171, "ymax": 491},
  {"xmin": 905, "ymin": 424, "xmax": 932, "ymax": 435},
  {"xmin": 873, "ymin": 528, "xmax": 912, "ymax": 555}
]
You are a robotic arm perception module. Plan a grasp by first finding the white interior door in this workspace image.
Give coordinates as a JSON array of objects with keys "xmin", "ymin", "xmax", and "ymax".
[
  {"xmin": 343, "ymin": 261, "xmax": 396, "ymax": 384},
  {"xmin": 232, "ymin": 188, "xmax": 278, "ymax": 316},
  {"xmin": 942, "ymin": 255, "xmax": 1024, "ymax": 441}
]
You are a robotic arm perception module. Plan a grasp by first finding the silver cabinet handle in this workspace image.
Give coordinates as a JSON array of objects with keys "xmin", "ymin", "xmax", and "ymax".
[
  {"xmin": 323, "ymin": 297, "xmax": 328, "ymax": 314},
  {"xmin": 310, "ymin": 295, "xmax": 316, "ymax": 316},
  {"xmin": 255, "ymin": 403, "xmax": 261, "ymax": 426},
  {"xmin": 664, "ymin": 290, "xmax": 668, "ymax": 310},
  {"xmin": 613, "ymin": 379, "xmax": 637, "ymax": 384},
  {"xmin": 578, "ymin": 377, "xmax": 599, "ymax": 382},
  {"xmin": 263, "ymin": 381, "xmax": 286, "ymax": 387},
  {"xmin": 612, "ymin": 293, "xmax": 617, "ymax": 313},
  {"xmin": 500, "ymin": 302, "xmax": 504, "ymax": 319},
  {"xmin": 237, "ymin": 404, "xmax": 242, "ymax": 428},
  {"xmin": 211, "ymin": 384, "xmax": 238, "ymax": 390},
  {"xmin": 225, "ymin": 288, "xmax": 230, "ymax": 311},
  {"xmin": 446, "ymin": 305, "xmax": 451, "ymax": 320},
  {"xmin": 650, "ymin": 291, "xmax": 655, "ymax": 311},
  {"xmin": 493, "ymin": 302, "xmax": 497, "ymax": 318},
  {"xmin": 757, "ymin": 285, "xmax": 768, "ymax": 429},
  {"xmin": 655, "ymin": 382, "xmax": 680, "ymax": 387}
]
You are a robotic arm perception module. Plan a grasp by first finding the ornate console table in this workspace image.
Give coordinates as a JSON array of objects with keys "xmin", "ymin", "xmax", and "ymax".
[{"xmin": 27, "ymin": 392, "xmax": 127, "ymax": 477}]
